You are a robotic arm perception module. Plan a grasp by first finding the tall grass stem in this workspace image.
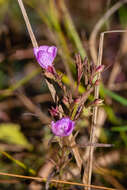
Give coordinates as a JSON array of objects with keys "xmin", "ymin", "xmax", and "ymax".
[{"xmin": 17, "ymin": 0, "xmax": 38, "ymax": 48}]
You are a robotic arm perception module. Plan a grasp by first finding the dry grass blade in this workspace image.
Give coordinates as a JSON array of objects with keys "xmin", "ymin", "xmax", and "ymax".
[
  {"xmin": 84, "ymin": 29, "xmax": 127, "ymax": 190},
  {"xmin": 84, "ymin": 30, "xmax": 127, "ymax": 190},
  {"xmin": 0, "ymin": 172, "xmax": 117, "ymax": 190},
  {"xmin": 17, "ymin": 91, "xmax": 51, "ymax": 124},
  {"xmin": 17, "ymin": 0, "xmax": 38, "ymax": 48},
  {"xmin": 84, "ymin": 1, "xmax": 127, "ymax": 189},
  {"xmin": 83, "ymin": 33, "xmax": 104, "ymax": 190}
]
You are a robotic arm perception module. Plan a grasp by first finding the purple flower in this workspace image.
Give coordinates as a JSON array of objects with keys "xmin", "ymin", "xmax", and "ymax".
[
  {"xmin": 34, "ymin": 45, "xmax": 57, "ymax": 69},
  {"xmin": 51, "ymin": 118, "xmax": 75, "ymax": 137}
]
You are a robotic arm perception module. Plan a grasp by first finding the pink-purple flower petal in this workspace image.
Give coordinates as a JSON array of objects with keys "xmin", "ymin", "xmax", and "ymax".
[
  {"xmin": 51, "ymin": 118, "xmax": 75, "ymax": 137},
  {"xmin": 34, "ymin": 45, "xmax": 57, "ymax": 69}
]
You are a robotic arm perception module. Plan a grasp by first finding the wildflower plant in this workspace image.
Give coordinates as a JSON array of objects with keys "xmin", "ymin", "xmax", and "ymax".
[
  {"xmin": 1, "ymin": 1, "xmax": 126, "ymax": 189},
  {"xmin": 32, "ymin": 43, "xmax": 105, "ymax": 184},
  {"xmin": 17, "ymin": 0, "xmax": 104, "ymax": 187},
  {"xmin": 33, "ymin": 43, "xmax": 104, "ymax": 138},
  {"xmin": 51, "ymin": 118, "xmax": 75, "ymax": 137},
  {"xmin": 34, "ymin": 45, "xmax": 104, "ymax": 146}
]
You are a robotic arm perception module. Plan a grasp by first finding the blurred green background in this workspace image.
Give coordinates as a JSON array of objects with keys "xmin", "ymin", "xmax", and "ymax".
[{"xmin": 0, "ymin": 0, "xmax": 127, "ymax": 189}]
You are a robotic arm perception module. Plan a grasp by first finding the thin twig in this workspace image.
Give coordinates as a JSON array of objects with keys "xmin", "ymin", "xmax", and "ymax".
[
  {"xmin": 83, "ymin": 34, "xmax": 104, "ymax": 190},
  {"xmin": 85, "ymin": 1, "xmax": 127, "ymax": 189},
  {"xmin": 84, "ymin": 31, "xmax": 127, "ymax": 190},
  {"xmin": 88, "ymin": 29, "xmax": 127, "ymax": 184},
  {"xmin": 85, "ymin": 29, "xmax": 127, "ymax": 190},
  {"xmin": 104, "ymin": 30, "xmax": 127, "ymax": 88},
  {"xmin": 79, "ymin": 143, "xmax": 113, "ymax": 148},
  {"xmin": 0, "ymin": 172, "xmax": 116, "ymax": 190}
]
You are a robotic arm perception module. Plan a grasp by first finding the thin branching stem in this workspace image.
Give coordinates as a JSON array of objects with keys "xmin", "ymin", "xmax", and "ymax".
[
  {"xmin": 85, "ymin": 30, "xmax": 127, "ymax": 190},
  {"xmin": 84, "ymin": 1, "xmax": 127, "ymax": 189},
  {"xmin": 83, "ymin": 33, "xmax": 103, "ymax": 190},
  {"xmin": 0, "ymin": 172, "xmax": 116, "ymax": 190},
  {"xmin": 17, "ymin": 0, "xmax": 83, "ymax": 171}
]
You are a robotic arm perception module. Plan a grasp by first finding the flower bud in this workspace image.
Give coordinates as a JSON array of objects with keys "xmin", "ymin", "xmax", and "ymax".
[
  {"xmin": 49, "ymin": 107, "xmax": 59, "ymax": 117},
  {"xmin": 74, "ymin": 98, "xmax": 80, "ymax": 104},
  {"xmin": 94, "ymin": 79, "xmax": 100, "ymax": 86},
  {"xmin": 95, "ymin": 65, "xmax": 104, "ymax": 73},
  {"xmin": 62, "ymin": 97, "xmax": 69, "ymax": 108},
  {"xmin": 94, "ymin": 99, "xmax": 104, "ymax": 105}
]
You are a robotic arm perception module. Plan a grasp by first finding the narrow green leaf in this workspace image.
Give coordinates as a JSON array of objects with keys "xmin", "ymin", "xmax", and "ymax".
[
  {"xmin": 111, "ymin": 126, "xmax": 127, "ymax": 132},
  {"xmin": 101, "ymin": 85, "xmax": 127, "ymax": 106}
]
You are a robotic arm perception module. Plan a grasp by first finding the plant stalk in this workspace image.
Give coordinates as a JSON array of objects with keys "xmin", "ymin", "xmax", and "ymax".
[{"xmin": 17, "ymin": 0, "xmax": 82, "ymax": 170}]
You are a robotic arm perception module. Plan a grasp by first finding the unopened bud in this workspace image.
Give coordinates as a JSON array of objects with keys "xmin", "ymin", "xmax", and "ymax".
[
  {"xmin": 74, "ymin": 97, "xmax": 81, "ymax": 104},
  {"xmin": 49, "ymin": 106, "xmax": 59, "ymax": 117},
  {"xmin": 63, "ymin": 97, "xmax": 69, "ymax": 108},
  {"xmin": 47, "ymin": 66, "xmax": 56, "ymax": 74},
  {"xmin": 94, "ymin": 99, "xmax": 104, "ymax": 105},
  {"xmin": 94, "ymin": 79, "xmax": 100, "ymax": 86},
  {"xmin": 96, "ymin": 65, "xmax": 104, "ymax": 73},
  {"xmin": 44, "ymin": 70, "xmax": 55, "ymax": 79}
]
